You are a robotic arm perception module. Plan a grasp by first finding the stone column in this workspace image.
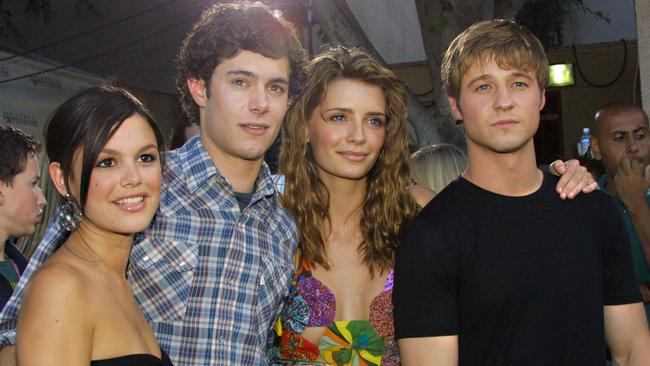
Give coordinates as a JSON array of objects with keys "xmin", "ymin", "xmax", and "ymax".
[{"xmin": 637, "ymin": 0, "xmax": 650, "ymax": 108}]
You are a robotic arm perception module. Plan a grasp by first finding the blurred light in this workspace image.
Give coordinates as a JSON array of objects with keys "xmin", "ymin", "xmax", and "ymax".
[
  {"xmin": 272, "ymin": 9, "xmax": 284, "ymax": 19},
  {"xmin": 549, "ymin": 63, "xmax": 574, "ymax": 87}
]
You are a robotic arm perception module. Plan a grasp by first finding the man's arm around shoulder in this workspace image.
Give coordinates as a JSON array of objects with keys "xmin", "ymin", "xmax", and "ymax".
[
  {"xmin": 399, "ymin": 336, "xmax": 458, "ymax": 366},
  {"xmin": 605, "ymin": 302, "xmax": 650, "ymax": 365},
  {"xmin": 0, "ymin": 345, "xmax": 15, "ymax": 366}
]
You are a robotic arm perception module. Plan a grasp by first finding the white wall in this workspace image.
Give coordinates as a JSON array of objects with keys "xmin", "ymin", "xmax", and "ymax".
[
  {"xmin": 637, "ymin": 0, "xmax": 650, "ymax": 108},
  {"xmin": 345, "ymin": 0, "xmax": 427, "ymax": 64},
  {"xmin": 0, "ymin": 51, "xmax": 108, "ymax": 140}
]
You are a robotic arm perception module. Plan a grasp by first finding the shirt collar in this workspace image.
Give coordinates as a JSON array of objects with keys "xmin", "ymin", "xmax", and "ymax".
[
  {"xmin": 178, "ymin": 135, "xmax": 219, "ymax": 195},
  {"xmin": 177, "ymin": 135, "xmax": 277, "ymax": 199},
  {"xmin": 598, "ymin": 174, "xmax": 608, "ymax": 192}
]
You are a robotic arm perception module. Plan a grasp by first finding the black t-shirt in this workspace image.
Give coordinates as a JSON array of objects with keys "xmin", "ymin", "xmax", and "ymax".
[{"xmin": 393, "ymin": 173, "xmax": 641, "ymax": 365}]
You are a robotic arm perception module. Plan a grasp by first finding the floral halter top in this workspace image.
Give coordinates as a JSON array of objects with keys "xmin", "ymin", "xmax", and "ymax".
[{"xmin": 271, "ymin": 251, "xmax": 398, "ymax": 365}]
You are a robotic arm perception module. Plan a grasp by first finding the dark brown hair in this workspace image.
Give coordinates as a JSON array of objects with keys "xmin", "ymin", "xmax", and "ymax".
[
  {"xmin": 45, "ymin": 86, "xmax": 165, "ymax": 211},
  {"xmin": 176, "ymin": 1, "xmax": 307, "ymax": 125},
  {"xmin": 0, "ymin": 125, "xmax": 41, "ymax": 186}
]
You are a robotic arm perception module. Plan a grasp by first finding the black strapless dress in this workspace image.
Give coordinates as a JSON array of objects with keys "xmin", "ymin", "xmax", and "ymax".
[{"xmin": 90, "ymin": 351, "xmax": 173, "ymax": 366}]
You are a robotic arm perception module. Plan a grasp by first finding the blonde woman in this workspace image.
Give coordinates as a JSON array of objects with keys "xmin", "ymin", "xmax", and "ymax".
[{"xmin": 410, "ymin": 143, "xmax": 467, "ymax": 195}]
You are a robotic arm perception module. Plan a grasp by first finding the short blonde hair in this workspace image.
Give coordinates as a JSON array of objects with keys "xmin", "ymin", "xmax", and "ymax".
[
  {"xmin": 441, "ymin": 19, "xmax": 548, "ymax": 100},
  {"xmin": 410, "ymin": 143, "xmax": 467, "ymax": 194}
]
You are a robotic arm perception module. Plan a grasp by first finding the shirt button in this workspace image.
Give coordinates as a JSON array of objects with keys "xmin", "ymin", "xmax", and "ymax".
[
  {"xmin": 218, "ymin": 336, "xmax": 226, "ymax": 343},
  {"xmin": 142, "ymin": 255, "xmax": 150, "ymax": 262}
]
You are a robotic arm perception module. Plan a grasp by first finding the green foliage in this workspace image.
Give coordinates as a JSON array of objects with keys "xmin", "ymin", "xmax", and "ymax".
[
  {"xmin": 0, "ymin": 0, "xmax": 99, "ymax": 38},
  {"xmin": 516, "ymin": 0, "xmax": 609, "ymax": 48},
  {"xmin": 428, "ymin": 0, "xmax": 454, "ymax": 30},
  {"xmin": 0, "ymin": 0, "xmax": 20, "ymax": 39},
  {"xmin": 24, "ymin": 0, "xmax": 53, "ymax": 23}
]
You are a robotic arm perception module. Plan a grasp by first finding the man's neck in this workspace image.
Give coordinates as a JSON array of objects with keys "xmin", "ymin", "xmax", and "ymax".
[
  {"xmin": 464, "ymin": 142, "xmax": 543, "ymax": 196},
  {"xmin": 0, "ymin": 229, "xmax": 8, "ymax": 261},
  {"xmin": 200, "ymin": 136, "xmax": 263, "ymax": 193}
]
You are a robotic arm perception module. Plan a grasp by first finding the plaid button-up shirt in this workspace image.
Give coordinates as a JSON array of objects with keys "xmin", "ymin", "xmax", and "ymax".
[{"xmin": 0, "ymin": 136, "xmax": 298, "ymax": 365}]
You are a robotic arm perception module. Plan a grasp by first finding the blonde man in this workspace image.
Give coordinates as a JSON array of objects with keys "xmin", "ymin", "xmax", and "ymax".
[{"xmin": 394, "ymin": 20, "xmax": 650, "ymax": 365}]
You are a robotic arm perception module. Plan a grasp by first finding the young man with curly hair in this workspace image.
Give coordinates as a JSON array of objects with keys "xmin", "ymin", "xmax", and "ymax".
[{"xmin": 0, "ymin": 2, "xmax": 306, "ymax": 365}]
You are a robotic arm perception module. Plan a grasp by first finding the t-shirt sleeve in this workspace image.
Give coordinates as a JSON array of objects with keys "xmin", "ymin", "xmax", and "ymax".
[
  {"xmin": 393, "ymin": 209, "xmax": 460, "ymax": 339},
  {"xmin": 601, "ymin": 196, "xmax": 642, "ymax": 305}
]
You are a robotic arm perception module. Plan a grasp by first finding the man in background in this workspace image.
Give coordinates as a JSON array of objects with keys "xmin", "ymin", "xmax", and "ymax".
[
  {"xmin": 0, "ymin": 125, "xmax": 45, "ymax": 309},
  {"xmin": 591, "ymin": 102, "xmax": 650, "ymax": 328},
  {"xmin": 0, "ymin": 125, "xmax": 46, "ymax": 365}
]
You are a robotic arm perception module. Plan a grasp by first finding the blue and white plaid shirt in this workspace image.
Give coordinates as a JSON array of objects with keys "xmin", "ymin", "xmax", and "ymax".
[{"xmin": 0, "ymin": 136, "xmax": 298, "ymax": 365}]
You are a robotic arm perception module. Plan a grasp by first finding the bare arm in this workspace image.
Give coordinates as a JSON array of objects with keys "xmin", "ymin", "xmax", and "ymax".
[
  {"xmin": 549, "ymin": 159, "xmax": 598, "ymax": 199},
  {"xmin": 615, "ymin": 159, "xmax": 650, "ymax": 268},
  {"xmin": 16, "ymin": 265, "xmax": 93, "ymax": 366},
  {"xmin": 605, "ymin": 303, "xmax": 650, "ymax": 366},
  {"xmin": 398, "ymin": 336, "xmax": 458, "ymax": 366},
  {"xmin": 0, "ymin": 345, "xmax": 16, "ymax": 366}
]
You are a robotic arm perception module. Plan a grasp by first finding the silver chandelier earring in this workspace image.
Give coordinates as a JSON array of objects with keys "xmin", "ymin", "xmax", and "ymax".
[{"xmin": 59, "ymin": 193, "xmax": 83, "ymax": 232}]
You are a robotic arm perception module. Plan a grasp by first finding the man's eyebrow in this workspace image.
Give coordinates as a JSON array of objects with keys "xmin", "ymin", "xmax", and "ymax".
[
  {"xmin": 226, "ymin": 70, "xmax": 289, "ymax": 85},
  {"xmin": 467, "ymin": 71, "xmax": 533, "ymax": 87},
  {"xmin": 268, "ymin": 77, "xmax": 289, "ymax": 85},
  {"xmin": 510, "ymin": 71, "xmax": 534, "ymax": 80},
  {"xmin": 226, "ymin": 69, "xmax": 256, "ymax": 78},
  {"xmin": 611, "ymin": 126, "xmax": 649, "ymax": 134},
  {"xmin": 466, "ymin": 74, "xmax": 492, "ymax": 87}
]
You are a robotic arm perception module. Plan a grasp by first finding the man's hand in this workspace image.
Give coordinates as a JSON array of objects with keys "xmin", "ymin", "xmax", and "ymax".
[
  {"xmin": 551, "ymin": 159, "xmax": 598, "ymax": 199},
  {"xmin": 614, "ymin": 157, "xmax": 650, "ymax": 268},
  {"xmin": 614, "ymin": 158, "xmax": 650, "ymax": 214},
  {"xmin": 0, "ymin": 345, "xmax": 16, "ymax": 366}
]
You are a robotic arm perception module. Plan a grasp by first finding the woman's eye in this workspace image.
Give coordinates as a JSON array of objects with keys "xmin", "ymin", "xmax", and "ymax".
[
  {"xmin": 329, "ymin": 114, "xmax": 346, "ymax": 122},
  {"xmin": 368, "ymin": 117, "xmax": 384, "ymax": 127},
  {"xmin": 138, "ymin": 154, "xmax": 157, "ymax": 163},
  {"xmin": 96, "ymin": 158, "xmax": 116, "ymax": 168}
]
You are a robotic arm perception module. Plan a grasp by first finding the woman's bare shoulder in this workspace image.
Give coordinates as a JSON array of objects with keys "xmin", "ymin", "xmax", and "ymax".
[
  {"xmin": 409, "ymin": 185, "xmax": 436, "ymax": 207},
  {"xmin": 23, "ymin": 257, "xmax": 92, "ymax": 312}
]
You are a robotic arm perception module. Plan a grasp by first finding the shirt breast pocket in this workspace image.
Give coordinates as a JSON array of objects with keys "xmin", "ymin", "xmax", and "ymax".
[
  {"xmin": 257, "ymin": 255, "xmax": 292, "ymax": 336},
  {"xmin": 128, "ymin": 237, "xmax": 198, "ymax": 323}
]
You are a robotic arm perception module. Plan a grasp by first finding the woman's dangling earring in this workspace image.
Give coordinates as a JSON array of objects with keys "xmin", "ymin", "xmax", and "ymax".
[{"xmin": 59, "ymin": 193, "xmax": 83, "ymax": 232}]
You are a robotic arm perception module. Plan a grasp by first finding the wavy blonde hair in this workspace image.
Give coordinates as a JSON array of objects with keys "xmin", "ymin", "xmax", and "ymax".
[{"xmin": 279, "ymin": 46, "xmax": 417, "ymax": 273}]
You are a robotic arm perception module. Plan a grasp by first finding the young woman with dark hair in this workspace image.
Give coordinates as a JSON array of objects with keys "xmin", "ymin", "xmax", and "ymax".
[{"xmin": 16, "ymin": 86, "xmax": 171, "ymax": 366}]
